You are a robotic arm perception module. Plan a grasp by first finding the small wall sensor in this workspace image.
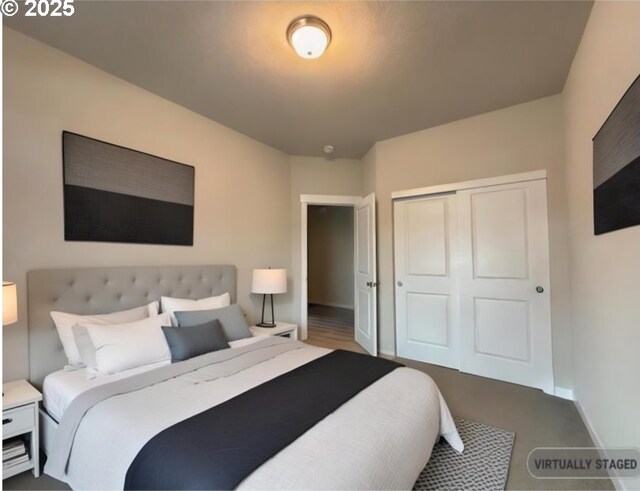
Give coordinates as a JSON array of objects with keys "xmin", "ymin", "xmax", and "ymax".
[{"xmin": 323, "ymin": 145, "xmax": 335, "ymax": 155}]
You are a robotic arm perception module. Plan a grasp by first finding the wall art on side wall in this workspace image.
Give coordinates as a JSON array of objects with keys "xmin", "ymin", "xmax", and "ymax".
[
  {"xmin": 593, "ymin": 73, "xmax": 640, "ymax": 235},
  {"xmin": 62, "ymin": 131, "xmax": 194, "ymax": 245}
]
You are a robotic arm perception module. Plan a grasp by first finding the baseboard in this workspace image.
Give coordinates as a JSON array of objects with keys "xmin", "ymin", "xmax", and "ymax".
[
  {"xmin": 307, "ymin": 300, "xmax": 354, "ymax": 310},
  {"xmin": 574, "ymin": 399, "xmax": 626, "ymax": 490},
  {"xmin": 554, "ymin": 386, "xmax": 575, "ymax": 400},
  {"xmin": 378, "ymin": 349, "xmax": 395, "ymax": 359}
]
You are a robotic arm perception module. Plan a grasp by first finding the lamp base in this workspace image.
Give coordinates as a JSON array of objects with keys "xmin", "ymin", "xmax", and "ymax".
[{"xmin": 256, "ymin": 322, "xmax": 277, "ymax": 328}]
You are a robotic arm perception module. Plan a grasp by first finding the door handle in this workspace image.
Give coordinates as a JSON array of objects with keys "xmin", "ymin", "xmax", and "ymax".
[
  {"xmin": 3, "ymin": 418, "xmax": 12, "ymax": 425},
  {"xmin": 536, "ymin": 286, "xmax": 544, "ymax": 293},
  {"xmin": 397, "ymin": 281, "xmax": 403, "ymax": 287},
  {"xmin": 366, "ymin": 281, "xmax": 372, "ymax": 287}
]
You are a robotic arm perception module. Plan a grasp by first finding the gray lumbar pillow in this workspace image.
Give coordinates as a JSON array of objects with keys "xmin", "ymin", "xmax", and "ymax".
[
  {"xmin": 161, "ymin": 319, "xmax": 230, "ymax": 362},
  {"xmin": 174, "ymin": 304, "xmax": 252, "ymax": 341}
]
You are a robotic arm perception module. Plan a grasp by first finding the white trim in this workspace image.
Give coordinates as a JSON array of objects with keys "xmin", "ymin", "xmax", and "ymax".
[
  {"xmin": 391, "ymin": 170, "xmax": 547, "ymax": 200},
  {"xmin": 301, "ymin": 203, "xmax": 308, "ymax": 339},
  {"xmin": 308, "ymin": 300, "xmax": 355, "ymax": 310},
  {"xmin": 553, "ymin": 386, "xmax": 574, "ymax": 400},
  {"xmin": 574, "ymin": 400, "xmax": 625, "ymax": 490},
  {"xmin": 300, "ymin": 195, "xmax": 361, "ymax": 340},
  {"xmin": 301, "ymin": 194, "xmax": 361, "ymax": 205},
  {"xmin": 379, "ymin": 349, "xmax": 395, "ymax": 358}
]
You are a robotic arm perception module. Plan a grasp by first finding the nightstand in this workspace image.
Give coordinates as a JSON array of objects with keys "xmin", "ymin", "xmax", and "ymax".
[
  {"xmin": 250, "ymin": 322, "xmax": 299, "ymax": 340},
  {"xmin": 2, "ymin": 380, "xmax": 42, "ymax": 479}
]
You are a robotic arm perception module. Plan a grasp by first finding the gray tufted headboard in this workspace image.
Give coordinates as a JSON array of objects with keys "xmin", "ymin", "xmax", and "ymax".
[{"xmin": 27, "ymin": 264, "xmax": 236, "ymax": 389}]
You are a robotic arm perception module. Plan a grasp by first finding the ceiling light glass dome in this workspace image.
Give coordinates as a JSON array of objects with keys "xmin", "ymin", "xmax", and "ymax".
[{"xmin": 287, "ymin": 16, "xmax": 332, "ymax": 59}]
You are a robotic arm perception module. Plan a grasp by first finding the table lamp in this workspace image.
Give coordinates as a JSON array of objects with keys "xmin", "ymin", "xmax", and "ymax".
[
  {"xmin": 251, "ymin": 268, "xmax": 287, "ymax": 327},
  {"xmin": 3, "ymin": 281, "xmax": 18, "ymax": 397},
  {"xmin": 3, "ymin": 281, "xmax": 18, "ymax": 326}
]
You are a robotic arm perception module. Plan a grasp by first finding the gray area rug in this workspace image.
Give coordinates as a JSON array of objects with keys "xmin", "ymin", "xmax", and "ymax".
[{"xmin": 414, "ymin": 418, "xmax": 515, "ymax": 490}]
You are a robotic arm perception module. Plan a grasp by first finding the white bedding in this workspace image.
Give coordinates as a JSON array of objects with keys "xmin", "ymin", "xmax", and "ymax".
[
  {"xmin": 43, "ymin": 335, "xmax": 270, "ymax": 422},
  {"xmin": 43, "ymin": 362, "xmax": 169, "ymax": 422},
  {"xmin": 46, "ymin": 338, "xmax": 462, "ymax": 490}
]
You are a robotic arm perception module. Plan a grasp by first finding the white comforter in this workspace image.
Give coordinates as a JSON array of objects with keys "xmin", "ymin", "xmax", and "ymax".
[
  {"xmin": 42, "ymin": 336, "xmax": 268, "ymax": 422},
  {"xmin": 50, "ymin": 339, "xmax": 463, "ymax": 490}
]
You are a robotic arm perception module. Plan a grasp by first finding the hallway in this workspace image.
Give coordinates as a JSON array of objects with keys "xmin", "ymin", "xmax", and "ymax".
[{"xmin": 304, "ymin": 304, "xmax": 366, "ymax": 354}]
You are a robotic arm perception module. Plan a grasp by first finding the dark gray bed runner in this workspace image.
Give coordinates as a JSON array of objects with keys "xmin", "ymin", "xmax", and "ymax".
[
  {"xmin": 45, "ymin": 337, "xmax": 304, "ymax": 480},
  {"xmin": 124, "ymin": 350, "xmax": 402, "ymax": 490}
]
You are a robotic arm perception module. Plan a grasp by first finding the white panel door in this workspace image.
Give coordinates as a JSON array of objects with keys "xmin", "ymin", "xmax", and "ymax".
[
  {"xmin": 394, "ymin": 194, "xmax": 460, "ymax": 368},
  {"xmin": 457, "ymin": 179, "xmax": 554, "ymax": 393},
  {"xmin": 355, "ymin": 193, "xmax": 377, "ymax": 355}
]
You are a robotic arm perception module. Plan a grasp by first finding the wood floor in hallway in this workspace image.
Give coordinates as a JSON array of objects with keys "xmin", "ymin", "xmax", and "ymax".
[{"xmin": 304, "ymin": 304, "xmax": 367, "ymax": 354}]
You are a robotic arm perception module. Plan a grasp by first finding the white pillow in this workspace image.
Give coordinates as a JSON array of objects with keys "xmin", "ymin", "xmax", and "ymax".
[
  {"xmin": 50, "ymin": 302, "xmax": 159, "ymax": 366},
  {"xmin": 161, "ymin": 293, "xmax": 230, "ymax": 326},
  {"xmin": 83, "ymin": 313, "xmax": 171, "ymax": 377}
]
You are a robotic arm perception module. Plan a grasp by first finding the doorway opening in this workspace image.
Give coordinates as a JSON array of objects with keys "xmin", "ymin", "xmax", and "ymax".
[
  {"xmin": 306, "ymin": 205, "xmax": 362, "ymax": 351},
  {"xmin": 300, "ymin": 193, "xmax": 378, "ymax": 356},
  {"xmin": 300, "ymin": 193, "xmax": 377, "ymax": 355}
]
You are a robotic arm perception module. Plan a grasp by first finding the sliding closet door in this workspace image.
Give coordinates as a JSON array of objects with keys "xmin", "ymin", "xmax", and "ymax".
[
  {"xmin": 394, "ymin": 194, "xmax": 460, "ymax": 368},
  {"xmin": 457, "ymin": 179, "xmax": 553, "ymax": 393}
]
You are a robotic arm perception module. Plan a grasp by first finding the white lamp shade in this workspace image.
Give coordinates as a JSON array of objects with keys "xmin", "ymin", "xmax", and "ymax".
[
  {"xmin": 251, "ymin": 269, "xmax": 287, "ymax": 294},
  {"xmin": 3, "ymin": 281, "xmax": 18, "ymax": 325}
]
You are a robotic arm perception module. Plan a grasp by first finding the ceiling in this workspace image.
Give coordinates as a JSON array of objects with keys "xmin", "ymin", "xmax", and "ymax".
[{"xmin": 6, "ymin": 1, "xmax": 593, "ymax": 158}]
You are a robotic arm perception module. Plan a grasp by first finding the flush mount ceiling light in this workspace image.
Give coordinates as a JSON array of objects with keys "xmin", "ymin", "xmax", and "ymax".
[{"xmin": 287, "ymin": 15, "xmax": 332, "ymax": 59}]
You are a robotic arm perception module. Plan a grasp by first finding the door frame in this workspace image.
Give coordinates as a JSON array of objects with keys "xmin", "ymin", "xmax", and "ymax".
[
  {"xmin": 300, "ymin": 194, "xmax": 362, "ymax": 340},
  {"xmin": 391, "ymin": 170, "xmax": 547, "ymax": 200}
]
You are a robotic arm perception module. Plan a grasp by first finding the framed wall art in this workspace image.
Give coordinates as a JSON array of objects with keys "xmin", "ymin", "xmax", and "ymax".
[
  {"xmin": 62, "ymin": 131, "xmax": 194, "ymax": 245},
  {"xmin": 593, "ymin": 74, "xmax": 640, "ymax": 235}
]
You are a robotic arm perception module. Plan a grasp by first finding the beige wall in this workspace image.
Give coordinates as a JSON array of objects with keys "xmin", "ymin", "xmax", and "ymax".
[
  {"xmin": 2, "ymin": 29, "xmax": 293, "ymax": 381},
  {"xmin": 362, "ymin": 145, "xmax": 377, "ymax": 195},
  {"xmin": 289, "ymin": 156, "xmax": 363, "ymax": 329},
  {"xmin": 368, "ymin": 95, "xmax": 573, "ymax": 389},
  {"xmin": 563, "ymin": 3, "xmax": 640, "ymax": 488},
  {"xmin": 308, "ymin": 206, "xmax": 354, "ymax": 308}
]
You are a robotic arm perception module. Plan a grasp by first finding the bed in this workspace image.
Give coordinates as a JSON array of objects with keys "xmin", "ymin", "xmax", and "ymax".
[{"xmin": 27, "ymin": 265, "xmax": 462, "ymax": 490}]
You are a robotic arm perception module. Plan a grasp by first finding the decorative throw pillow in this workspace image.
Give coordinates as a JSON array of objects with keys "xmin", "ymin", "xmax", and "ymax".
[
  {"xmin": 161, "ymin": 319, "xmax": 230, "ymax": 362},
  {"xmin": 161, "ymin": 293, "xmax": 231, "ymax": 326},
  {"xmin": 82, "ymin": 313, "xmax": 171, "ymax": 377},
  {"xmin": 50, "ymin": 301, "xmax": 159, "ymax": 366},
  {"xmin": 174, "ymin": 304, "xmax": 252, "ymax": 341}
]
